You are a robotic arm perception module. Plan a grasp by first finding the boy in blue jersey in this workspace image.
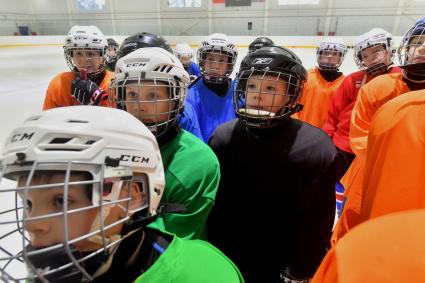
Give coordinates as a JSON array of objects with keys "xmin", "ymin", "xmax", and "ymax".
[
  {"xmin": 182, "ymin": 33, "xmax": 238, "ymax": 143},
  {"xmin": 175, "ymin": 43, "xmax": 202, "ymax": 81}
]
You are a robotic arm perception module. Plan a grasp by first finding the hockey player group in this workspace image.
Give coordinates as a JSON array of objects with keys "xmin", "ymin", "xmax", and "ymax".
[{"xmin": 0, "ymin": 16, "xmax": 425, "ymax": 283}]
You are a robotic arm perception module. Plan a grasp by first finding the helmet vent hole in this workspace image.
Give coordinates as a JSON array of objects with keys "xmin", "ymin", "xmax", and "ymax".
[
  {"xmin": 67, "ymin": 119, "xmax": 89, "ymax": 123},
  {"xmin": 49, "ymin": 137, "xmax": 72, "ymax": 144}
]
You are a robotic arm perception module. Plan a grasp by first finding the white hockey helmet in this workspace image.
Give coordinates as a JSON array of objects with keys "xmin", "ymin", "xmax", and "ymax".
[
  {"xmin": 197, "ymin": 33, "xmax": 238, "ymax": 84},
  {"xmin": 0, "ymin": 106, "xmax": 164, "ymax": 282},
  {"xmin": 316, "ymin": 38, "xmax": 347, "ymax": 71},
  {"xmin": 110, "ymin": 47, "xmax": 190, "ymax": 137},
  {"xmin": 175, "ymin": 43, "xmax": 194, "ymax": 59},
  {"xmin": 354, "ymin": 28, "xmax": 395, "ymax": 75},
  {"xmin": 64, "ymin": 25, "xmax": 108, "ymax": 77}
]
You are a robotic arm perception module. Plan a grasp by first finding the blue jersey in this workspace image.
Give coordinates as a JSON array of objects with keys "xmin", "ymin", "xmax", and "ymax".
[
  {"xmin": 184, "ymin": 78, "xmax": 236, "ymax": 143},
  {"xmin": 187, "ymin": 61, "xmax": 202, "ymax": 78}
]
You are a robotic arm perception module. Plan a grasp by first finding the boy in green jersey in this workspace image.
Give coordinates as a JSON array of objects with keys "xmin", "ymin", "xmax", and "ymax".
[{"xmin": 110, "ymin": 46, "xmax": 220, "ymax": 240}]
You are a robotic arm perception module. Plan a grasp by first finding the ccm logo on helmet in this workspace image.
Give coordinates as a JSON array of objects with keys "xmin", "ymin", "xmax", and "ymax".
[
  {"xmin": 252, "ymin": 58, "xmax": 273, "ymax": 64},
  {"xmin": 9, "ymin": 132, "xmax": 35, "ymax": 144},
  {"xmin": 126, "ymin": 63, "xmax": 146, "ymax": 68},
  {"xmin": 74, "ymin": 36, "xmax": 88, "ymax": 40},
  {"xmin": 119, "ymin": 155, "xmax": 149, "ymax": 164}
]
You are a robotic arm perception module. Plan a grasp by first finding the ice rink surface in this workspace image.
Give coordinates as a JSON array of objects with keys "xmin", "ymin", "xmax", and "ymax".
[{"xmin": 0, "ymin": 43, "xmax": 355, "ymax": 279}]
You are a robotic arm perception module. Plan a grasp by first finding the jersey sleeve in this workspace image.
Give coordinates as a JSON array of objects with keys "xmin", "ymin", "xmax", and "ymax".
[
  {"xmin": 43, "ymin": 76, "xmax": 64, "ymax": 110},
  {"xmin": 349, "ymin": 83, "xmax": 379, "ymax": 158},
  {"xmin": 179, "ymin": 102, "xmax": 203, "ymax": 140}
]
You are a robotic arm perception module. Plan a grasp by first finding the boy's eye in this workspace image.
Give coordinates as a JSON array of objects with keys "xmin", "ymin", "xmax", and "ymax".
[
  {"xmin": 266, "ymin": 86, "xmax": 276, "ymax": 93},
  {"xmin": 247, "ymin": 84, "xmax": 256, "ymax": 90},
  {"xmin": 127, "ymin": 92, "xmax": 138, "ymax": 99},
  {"xmin": 54, "ymin": 196, "xmax": 73, "ymax": 208}
]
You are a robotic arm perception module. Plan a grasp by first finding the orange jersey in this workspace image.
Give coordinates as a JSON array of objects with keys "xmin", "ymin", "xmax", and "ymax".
[
  {"xmin": 312, "ymin": 209, "xmax": 425, "ymax": 283},
  {"xmin": 294, "ymin": 68, "xmax": 345, "ymax": 128},
  {"xmin": 43, "ymin": 71, "xmax": 114, "ymax": 110},
  {"xmin": 332, "ymin": 73, "xmax": 410, "ymax": 244},
  {"xmin": 359, "ymin": 89, "xmax": 425, "ymax": 221}
]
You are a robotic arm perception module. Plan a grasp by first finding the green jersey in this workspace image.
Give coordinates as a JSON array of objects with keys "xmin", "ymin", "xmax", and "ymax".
[
  {"xmin": 135, "ymin": 231, "xmax": 244, "ymax": 283},
  {"xmin": 149, "ymin": 129, "xmax": 220, "ymax": 239}
]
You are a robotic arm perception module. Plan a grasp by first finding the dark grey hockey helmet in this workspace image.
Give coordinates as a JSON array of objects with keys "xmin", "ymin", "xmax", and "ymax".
[
  {"xmin": 398, "ymin": 17, "xmax": 425, "ymax": 82},
  {"xmin": 234, "ymin": 46, "xmax": 307, "ymax": 128},
  {"xmin": 117, "ymin": 32, "xmax": 173, "ymax": 61},
  {"xmin": 248, "ymin": 37, "xmax": 275, "ymax": 54}
]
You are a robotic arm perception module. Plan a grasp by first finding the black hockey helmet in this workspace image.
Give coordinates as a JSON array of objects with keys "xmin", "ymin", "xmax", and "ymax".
[
  {"xmin": 117, "ymin": 32, "xmax": 173, "ymax": 60},
  {"xmin": 234, "ymin": 46, "xmax": 307, "ymax": 128},
  {"xmin": 107, "ymin": 38, "xmax": 119, "ymax": 48},
  {"xmin": 248, "ymin": 37, "xmax": 275, "ymax": 54}
]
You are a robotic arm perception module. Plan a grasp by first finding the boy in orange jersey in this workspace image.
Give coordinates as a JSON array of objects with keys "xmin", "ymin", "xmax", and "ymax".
[
  {"xmin": 332, "ymin": 18, "xmax": 425, "ymax": 244},
  {"xmin": 322, "ymin": 29, "xmax": 400, "ymax": 216},
  {"xmin": 323, "ymin": 28, "xmax": 400, "ymax": 183},
  {"xmin": 311, "ymin": 210, "xmax": 425, "ymax": 283},
  {"xmin": 294, "ymin": 38, "xmax": 347, "ymax": 128},
  {"xmin": 43, "ymin": 25, "xmax": 114, "ymax": 110}
]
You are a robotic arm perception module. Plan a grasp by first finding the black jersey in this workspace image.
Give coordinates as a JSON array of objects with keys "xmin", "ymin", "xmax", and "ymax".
[{"xmin": 208, "ymin": 118, "xmax": 338, "ymax": 283}]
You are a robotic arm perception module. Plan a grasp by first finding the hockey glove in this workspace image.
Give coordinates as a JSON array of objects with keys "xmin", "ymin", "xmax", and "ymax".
[{"xmin": 71, "ymin": 77, "xmax": 107, "ymax": 106}]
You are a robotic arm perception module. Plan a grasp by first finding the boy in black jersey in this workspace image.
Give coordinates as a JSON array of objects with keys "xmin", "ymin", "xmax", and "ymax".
[{"xmin": 208, "ymin": 46, "xmax": 338, "ymax": 283}]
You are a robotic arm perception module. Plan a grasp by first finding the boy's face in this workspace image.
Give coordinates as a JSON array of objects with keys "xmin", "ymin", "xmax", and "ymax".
[
  {"xmin": 318, "ymin": 49, "xmax": 342, "ymax": 67},
  {"xmin": 107, "ymin": 46, "xmax": 117, "ymax": 60},
  {"xmin": 245, "ymin": 74, "xmax": 290, "ymax": 114},
  {"xmin": 72, "ymin": 48, "xmax": 105, "ymax": 74},
  {"xmin": 204, "ymin": 52, "xmax": 229, "ymax": 77},
  {"xmin": 360, "ymin": 45, "xmax": 390, "ymax": 68},
  {"xmin": 180, "ymin": 55, "xmax": 191, "ymax": 66},
  {"xmin": 124, "ymin": 81, "xmax": 173, "ymax": 125},
  {"xmin": 407, "ymin": 35, "xmax": 425, "ymax": 64},
  {"xmin": 17, "ymin": 172, "xmax": 99, "ymax": 251}
]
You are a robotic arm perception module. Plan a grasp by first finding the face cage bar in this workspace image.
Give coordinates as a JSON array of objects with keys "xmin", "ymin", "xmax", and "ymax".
[
  {"xmin": 109, "ymin": 77, "xmax": 187, "ymax": 137},
  {"xmin": 316, "ymin": 49, "xmax": 344, "ymax": 71},
  {"xmin": 234, "ymin": 69, "xmax": 302, "ymax": 128},
  {"xmin": 197, "ymin": 47, "xmax": 237, "ymax": 84},
  {"xmin": 64, "ymin": 46, "xmax": 106, "ymax": 78},
  {"xmin": 354, "ymin": 43, "xmax": 393, "ymax": 76},
  {"xmin": 398, "ymin": 28, "xmax": 425, "ymax": 67},
  {"xmin": 0, "ymin": 160, "xmax": 148, "ymax": 282}
]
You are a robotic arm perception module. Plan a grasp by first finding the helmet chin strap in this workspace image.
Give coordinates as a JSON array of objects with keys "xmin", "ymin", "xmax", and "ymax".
[{"xmin": 402, "ymin": 62, "xmax": 425, "ymax": 83}]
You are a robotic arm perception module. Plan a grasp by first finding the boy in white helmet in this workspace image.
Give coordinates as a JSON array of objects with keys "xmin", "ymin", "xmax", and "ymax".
[
  {"xmin": 321, "ymin": 28, "xmax": 401, "ymax": 218},
  {"xmin": 183, "ymin": 33, "xmax": 238, "ymax": 143},
  {"xmin": 43, "ymin": 25, "xmax": 114, "ymax": 110},
  {"xmin": 110, "ymin": 47, "xmax": 219, "ymax": 240},
  {"xmin": 293, "ymin": 38, "xmax": 347, "ymax": 128},
  {"xmin": 174, "ymin": 43, "xmax": 201, "ymax": 81},
  {"xmin": 0, "ymin": 106, "xmax": 244, "ymax": 283}
]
